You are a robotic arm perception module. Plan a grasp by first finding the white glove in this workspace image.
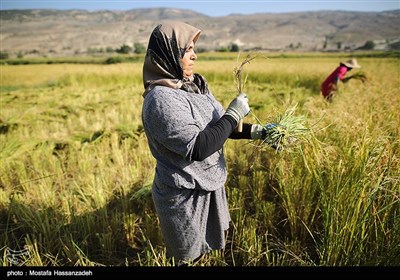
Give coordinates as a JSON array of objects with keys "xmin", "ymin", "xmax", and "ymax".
[
  {"xmin": 251, "ymin": 123, "xmax": 283, "ymax": 139},
  {"xmin": 251, "ymin": 123, "xmax": 286, "ymax": 151},
  {"xmin": 224, "ymin": 93, "xmax": 250, "ymax": 123},
  {"xmin": 250, "ymin": 124, "xmax": 265, "ymax": 139}
]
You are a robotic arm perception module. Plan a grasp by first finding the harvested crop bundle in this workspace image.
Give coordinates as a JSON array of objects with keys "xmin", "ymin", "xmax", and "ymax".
[
  {"xmin": 232, "ymin": 53, "xmax": 311, "ymax": 151},
  {"xmin": 342, "ymin": 72, "xmax": 368, "ymax": 83},
  {"xmin": 252, "ymin": 103, "xmax": 311, "ymax": 151}
]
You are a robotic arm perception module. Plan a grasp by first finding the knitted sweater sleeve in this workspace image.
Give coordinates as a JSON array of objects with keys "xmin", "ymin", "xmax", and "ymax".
[{"xmin": 191, "ymin": 116, "xmax": 252, "ymax": 161}]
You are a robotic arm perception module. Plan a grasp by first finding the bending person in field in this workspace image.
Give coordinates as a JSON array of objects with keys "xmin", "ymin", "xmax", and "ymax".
[
  {"xmin": 321, "ymin": 58, "xmax": 361, "ymax": 102},
  {"xmin": 141, "ymin": 21, "xmax": 276, "ymax": 265}
]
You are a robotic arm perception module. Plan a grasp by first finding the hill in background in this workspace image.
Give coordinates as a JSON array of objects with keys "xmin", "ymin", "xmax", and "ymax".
[{"xmin": 1, "ymin": 8, "xmax": 399, "ymax": 57}]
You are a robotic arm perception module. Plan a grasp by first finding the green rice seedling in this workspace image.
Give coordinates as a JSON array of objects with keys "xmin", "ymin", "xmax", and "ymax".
[
  {"xmin": 232, "ymin": 54, "xmax": 311, "ymax": 151},
  {"xmin": 251, "ymin": 103, "xmax": 311, "ymax": 152},
  {"xmin": 342, "ymin": 71, "xmax": 368, "ymax": 84}
]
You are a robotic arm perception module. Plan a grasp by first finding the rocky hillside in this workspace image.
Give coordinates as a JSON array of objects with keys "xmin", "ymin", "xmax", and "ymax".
[{"xmin": 1, "ymin": 8, "xmax": 399, "ymax": 57}]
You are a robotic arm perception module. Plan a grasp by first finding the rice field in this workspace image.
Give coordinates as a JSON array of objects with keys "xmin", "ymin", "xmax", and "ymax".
[{"xmin": 0, "ymin": 53, "xmax": 399, "ymax": 266}]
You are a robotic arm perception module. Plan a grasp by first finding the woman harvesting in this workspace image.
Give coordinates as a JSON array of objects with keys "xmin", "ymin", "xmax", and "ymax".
[
  {"xmin": 141, "ymin": 21, "xmax": 277, "ymax": 265},
  {"xmin": 321, "ymin": 58, "xmax": 362, "ymax": 102}
]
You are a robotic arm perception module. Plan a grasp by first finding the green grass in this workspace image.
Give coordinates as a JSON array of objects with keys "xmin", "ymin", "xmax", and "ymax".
[{"xmin": 0, "ymin": 53, "xmax": 399, "ymax": 266}]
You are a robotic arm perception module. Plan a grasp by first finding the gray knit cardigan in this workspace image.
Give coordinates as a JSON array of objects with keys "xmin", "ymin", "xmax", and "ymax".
[{"xmin": 141, "ymin": 85, "xmax": 231, "ymax": 261}]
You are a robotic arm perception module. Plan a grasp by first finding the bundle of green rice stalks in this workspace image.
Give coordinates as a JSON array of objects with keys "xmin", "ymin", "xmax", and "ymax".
[
  {"xmin": 342, "ymin": 72, "xmax": 368, "ymax": 83},
  {"xmin": 251, "ymin": 103, "xmax": 311, "ymax": 152}
]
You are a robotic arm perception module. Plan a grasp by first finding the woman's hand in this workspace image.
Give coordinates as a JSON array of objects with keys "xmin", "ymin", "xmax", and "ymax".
[{"xmin": 224, "ymin": 93, "xmax": 250, "ymax": 123}]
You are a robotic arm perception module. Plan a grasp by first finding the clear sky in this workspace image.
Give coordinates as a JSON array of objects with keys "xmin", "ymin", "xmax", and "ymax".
[{"xmin": 1, "ymin": 1, "xmax": 399, "ymax": 17}]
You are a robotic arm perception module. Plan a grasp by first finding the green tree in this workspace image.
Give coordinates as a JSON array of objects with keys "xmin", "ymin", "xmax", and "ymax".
[
  {"xmin": 116, "ymin": 44, "xmax": 132, "ymax": 54},
  {"xmin": 0, "ymin": 51, "xmax": 9, "ymax": 59},
  {"xmin": 134, "ymin": 43, "xmax": 146, "ymax": 54},
  {"xmin": 388, "ymin": 41, "xmax": 400, "ymax": 50},
  {"xmin": 360, "ymin": 40, "xmax": 375, "ymax": 50},
  {"xmin": 216, "ymin": 46, "xmax": 229, "ymax": 52},
  {"xmin": 230, "ymin": 43, "xmax": 240, "ymax": 52}
]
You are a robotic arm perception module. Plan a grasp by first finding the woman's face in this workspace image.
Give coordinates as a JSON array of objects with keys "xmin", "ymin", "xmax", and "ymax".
[{"xmin": 181, "ymin": 41, "xmax": 197, "ymax": 78}]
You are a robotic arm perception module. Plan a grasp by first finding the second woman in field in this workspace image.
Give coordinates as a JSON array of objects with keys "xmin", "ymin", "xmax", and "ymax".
[{"xmin": 321, "ymin": 58, "xmax": 362, "ymax": 102}]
